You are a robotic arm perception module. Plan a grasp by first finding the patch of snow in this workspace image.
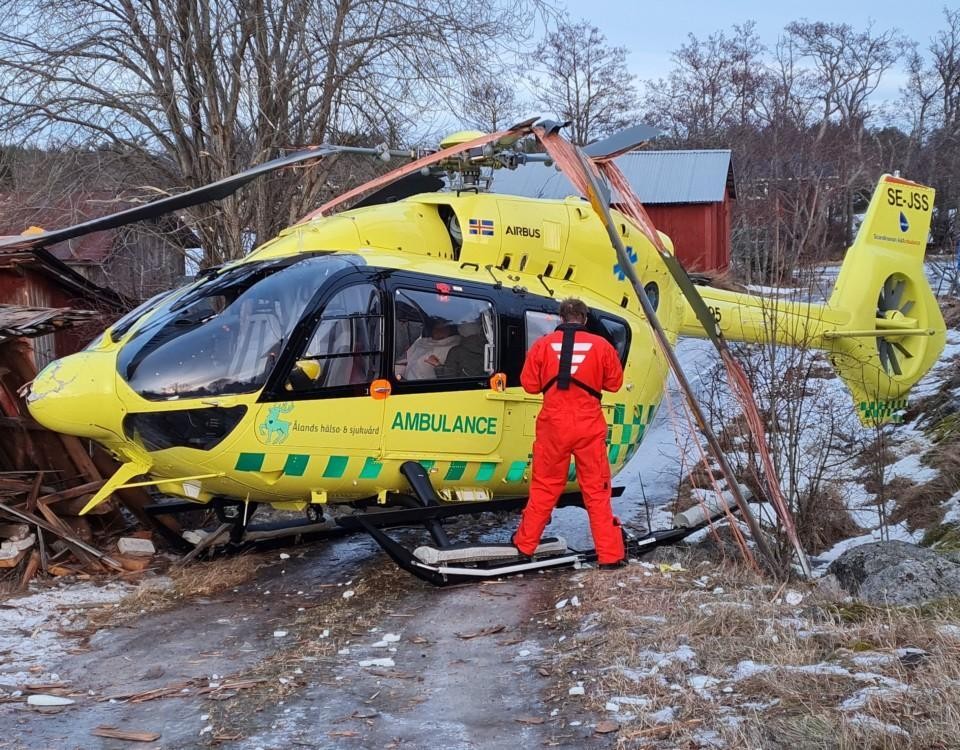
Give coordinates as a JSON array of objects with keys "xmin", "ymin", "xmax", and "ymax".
[
  {"xmin": 741, "ymin": 698, "xmax": 780, "ymax": 711},
  {"xmin": 648, "ymin": 707, "xmax": 676, "ymax": 724},
  {"xmin": 372, "ymin": 633, "xmax": 400, "ymax": 647},
  {"xmin": 938, "ymin": 624, "xmax": 960, "ymax": 640},
  {"xmin": 730, "ymin": 660, "xmax": 772, "ymax": 682},
  {"xmin": 688, "ymin": 674, "xmax": 719, "ymax": 698},
  {"xmin": 887, "ymin": 452, "xmax": 938, "ymax": 484},
  {"xmin": 813, "ymin": 523, "xmax": 924, "ymax": 573},
  {"xmin": 846, "ymin": 714, "xmax": 910, "ymax": 737},
  {"xmin": 849, "ymin": 653, "xmax": 897, "ymax": 668},
  {"xmin": 568, "ymin": 683, "xmax": 585, "ymax": 696},
  {"xmin": 0, "ymin": 582, "xmax": 130, "ymax": 683},
  {"xmin": 358, "ymin": 658, "xmax": 394, "ymax": 668}
]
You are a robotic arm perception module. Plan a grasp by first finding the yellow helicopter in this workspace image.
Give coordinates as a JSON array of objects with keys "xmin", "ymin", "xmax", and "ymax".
[{"xmin": 4, "ymin": 120, "xmax": 945, "ymax": 583}]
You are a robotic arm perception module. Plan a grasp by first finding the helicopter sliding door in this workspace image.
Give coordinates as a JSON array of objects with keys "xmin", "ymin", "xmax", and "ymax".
[{"xmin": 382, "ymin": 278, "xmax": 504, "ymax": 499}]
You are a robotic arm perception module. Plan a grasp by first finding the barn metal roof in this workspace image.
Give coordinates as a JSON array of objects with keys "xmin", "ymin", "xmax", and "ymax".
[{"xmin": 489, "ymin": 149, "xmax": 735, "ymax": 205}]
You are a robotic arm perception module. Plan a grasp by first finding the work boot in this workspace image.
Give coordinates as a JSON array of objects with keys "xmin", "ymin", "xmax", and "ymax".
[
  {"xmin": 598, "ymin": 559, "xmax": 627, "ymax": 571},
  {"xmin": 510, "ymin": 533, "xmax": 534, "ymax": 562}
]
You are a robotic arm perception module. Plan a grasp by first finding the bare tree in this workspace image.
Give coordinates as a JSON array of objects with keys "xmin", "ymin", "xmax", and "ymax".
[
  {"xmin": 644, "ymin": 22, "xmax": 768, "ymax": 144},
  {"xmin": 530, "ymin": 18, "xmax": 640, "ymax": 145},
  {"xmin": 0, "ymin": 0, "xmax": 540, "ymax": 266},
  {"xmin": 459, "ymin": 77, "xmax": 528, "ymax": 133}
]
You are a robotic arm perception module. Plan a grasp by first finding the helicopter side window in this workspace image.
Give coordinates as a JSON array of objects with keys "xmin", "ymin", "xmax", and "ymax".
[
  {"xmin": 524, "ymin": 310, "xmax": 630, "ymax": 363},
  {"xmin": 524, "ymin": 310, "xmax": 561, "ymax": 350},
  {"xmin": 596, "ymin": 317, "xmax": 630, "ymax": 361},
  {"xmin": 394, "ymin": 289, "xmax": 496, "ymax": 381},
  {"xmin": 284, "ymin": 284, "xmax": 383, "ymax": 391}
]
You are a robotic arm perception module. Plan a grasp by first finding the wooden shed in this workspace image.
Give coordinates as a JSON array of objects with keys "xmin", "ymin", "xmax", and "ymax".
[
  {"xmin": 0, "ymin": 245, "xmax": 126, "ymax": 368},
  {"xmin": 489, "ymin": 149, "xmax": 736, "ymax": 272}
]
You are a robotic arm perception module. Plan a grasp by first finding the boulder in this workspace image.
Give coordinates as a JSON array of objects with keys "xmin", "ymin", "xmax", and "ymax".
[{"xmin": 826, "ymin": 541, "xmax": 960, "ymax": 606}]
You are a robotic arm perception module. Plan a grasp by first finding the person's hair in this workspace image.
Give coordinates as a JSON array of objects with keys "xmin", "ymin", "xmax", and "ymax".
[{"xmin": 559, "ymin": 298, "xmax": 589, "ymax": 323}]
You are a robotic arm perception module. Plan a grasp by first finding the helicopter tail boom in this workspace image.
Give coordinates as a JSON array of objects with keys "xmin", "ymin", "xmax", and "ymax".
[{"xmin": 678, "ymin": 174, "xmax": 945, "ymax": 425}]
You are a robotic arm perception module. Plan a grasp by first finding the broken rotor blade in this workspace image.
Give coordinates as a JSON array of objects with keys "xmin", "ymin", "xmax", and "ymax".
[
  {"xmin": 583, "ymin": 124, "xmax": 664, "ymax": 160},
  {"xmin": 0, "ymin": 146, "xmax": 340, "ymax": 252}
]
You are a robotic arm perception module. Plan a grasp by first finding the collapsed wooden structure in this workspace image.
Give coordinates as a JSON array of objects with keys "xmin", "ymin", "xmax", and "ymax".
[{"xmin": 0, "ymin": 323, "xmax": 184, "ymax": 587}]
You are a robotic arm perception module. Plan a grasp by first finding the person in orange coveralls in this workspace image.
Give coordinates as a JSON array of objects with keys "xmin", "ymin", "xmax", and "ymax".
[{"xmin": 512, "ymin": 298, "xmax": 627, "ymax": 568}]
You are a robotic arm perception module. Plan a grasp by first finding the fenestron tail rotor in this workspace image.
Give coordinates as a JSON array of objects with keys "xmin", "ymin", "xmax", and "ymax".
[{"xmin": 876, "ymin": 273, "xmax": 919, "ymax": 377}]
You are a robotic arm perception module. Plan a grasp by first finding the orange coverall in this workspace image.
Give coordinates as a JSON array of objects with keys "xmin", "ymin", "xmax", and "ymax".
[{"xmin": 512, "ymin": 323, "xmax": 626, "ymax": 564}]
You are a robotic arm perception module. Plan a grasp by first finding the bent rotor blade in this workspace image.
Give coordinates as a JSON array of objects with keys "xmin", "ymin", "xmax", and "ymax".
[
  {"xmin": 0, "ymin": 147, "xmax": 337, "ymax": 252},
  {"xmin": 583, "ymin": 124, "xmax": 664, "ymax": 160},
  {"xmin": 305, "ymin": 121, "xmax": 537, "ymax": 220}
]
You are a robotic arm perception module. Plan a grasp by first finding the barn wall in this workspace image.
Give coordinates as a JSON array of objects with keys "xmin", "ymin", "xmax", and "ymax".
[{"xmin": 644, "ymin": 198, "xmax": 732, "ymax": 273}]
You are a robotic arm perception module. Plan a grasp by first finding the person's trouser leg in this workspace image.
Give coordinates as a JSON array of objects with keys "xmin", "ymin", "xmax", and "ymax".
[
  {"xmin": 513, "ymin": 427, "xmax": 571, "ymax": 555},
  {"xmin": 572, "ymin": 423, "xmax": 625, "ymax": 564}
]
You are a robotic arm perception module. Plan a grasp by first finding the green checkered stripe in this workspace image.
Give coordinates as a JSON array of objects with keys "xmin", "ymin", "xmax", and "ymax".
[
  {"xmin": 233, "ymin": 453, "xmax": 508, "ymax": 482},
  {"xmin": 858, "ymin": 398, "xmax": 908, "ymax": 423},
  {"xmin": 606, "ymin": 402, "xmax": 658, "ymax": 465}
]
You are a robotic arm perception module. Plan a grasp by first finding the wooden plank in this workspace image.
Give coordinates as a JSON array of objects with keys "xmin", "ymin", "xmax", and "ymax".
[
  {"xmin": 0, "ymin": 548, "xmax": 26, "ymax": 568},
  {"xmin": 26, "ymin": 471, "xmax": 43, "ymax": 513},
  {"xmin": 0, "ymin": 502, "xmax": 122, "ymax": 571},
  {"xmin": 91, "ymin": 727, "xmax": 161, "ymax": 742},
  {"xmin": 18, "ymin": 549, "xmax": 40, "ymax": 589}
]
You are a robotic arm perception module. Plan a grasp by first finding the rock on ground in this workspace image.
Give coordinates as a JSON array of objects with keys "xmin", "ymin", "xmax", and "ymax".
[{"xmin": 827, "ymin": 541, "xmax": 960, "ymax": 605}]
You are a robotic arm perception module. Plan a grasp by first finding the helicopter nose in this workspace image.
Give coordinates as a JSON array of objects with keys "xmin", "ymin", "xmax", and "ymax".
[{"xmin": 27, "ymin": 352, "xmax": 124, "ymax": 440}]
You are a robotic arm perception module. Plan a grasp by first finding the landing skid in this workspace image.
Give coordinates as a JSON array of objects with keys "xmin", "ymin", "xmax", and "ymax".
[{"xmin": 144, "ymin": 461, "xmax": 735, "ymax": 584}]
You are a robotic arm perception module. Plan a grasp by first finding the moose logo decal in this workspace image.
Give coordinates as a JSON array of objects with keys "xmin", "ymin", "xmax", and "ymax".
[{"xmin": 259, "ymin": 402, "xmax": 294, "ymax": 445}]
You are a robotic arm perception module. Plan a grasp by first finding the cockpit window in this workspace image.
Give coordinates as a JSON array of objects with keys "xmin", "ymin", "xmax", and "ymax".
[
  {"xmin": 107, "ymin": 289, "xmax": 176, "ymax": 343},
  {"xmin": 117, "ymin": 255, "xmax": 355, "ymax": 400}
]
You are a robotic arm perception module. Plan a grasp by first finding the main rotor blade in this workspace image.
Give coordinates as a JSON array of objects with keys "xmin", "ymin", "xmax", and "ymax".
[
  {"xmin": 583, "ymin": 124, "xmax": 663, "ymax": 160},
  {"xmin": 0, "ymin": 146, "xmax": 339, "ymax": 252},
  {"xmin": 350, "ymin": 173, "xmax": 446, "ymax": 210}
]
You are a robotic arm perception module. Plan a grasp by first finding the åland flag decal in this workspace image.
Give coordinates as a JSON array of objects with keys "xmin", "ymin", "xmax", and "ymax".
[{"xmin": 468, "ymin": 218, "xmax": 495, "ymax": 237}]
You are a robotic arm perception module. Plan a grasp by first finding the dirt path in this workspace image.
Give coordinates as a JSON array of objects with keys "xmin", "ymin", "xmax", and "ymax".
[{"xmin": 1, "ymin": 527, "xmax": 615, "ymax": 749}]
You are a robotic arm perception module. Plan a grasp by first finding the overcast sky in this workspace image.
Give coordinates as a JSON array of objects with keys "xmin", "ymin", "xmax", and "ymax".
[{"xmin": 562, "ymin": 1, "xmax": 954, "ymax": 102}]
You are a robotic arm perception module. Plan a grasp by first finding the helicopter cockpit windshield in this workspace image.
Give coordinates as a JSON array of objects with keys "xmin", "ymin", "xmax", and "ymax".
[{"xmin": 117, "ymin": 254, "xmax": 357, "ymax": 400}]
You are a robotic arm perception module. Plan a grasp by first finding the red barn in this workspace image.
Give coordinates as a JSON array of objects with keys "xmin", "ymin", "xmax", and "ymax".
[
  {"xmin": 490, "ymin": 148, "xmax": 736, "ymax": 272},
  {"xmin": 610, "ymin": 150, "xmax": 734, "ymax": 272}
]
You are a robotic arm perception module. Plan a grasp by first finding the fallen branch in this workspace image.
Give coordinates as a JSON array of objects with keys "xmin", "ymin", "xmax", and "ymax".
[{"xmin": 623, "ymin": 719, "xmax": 703, "ymax": 739}]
